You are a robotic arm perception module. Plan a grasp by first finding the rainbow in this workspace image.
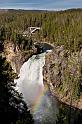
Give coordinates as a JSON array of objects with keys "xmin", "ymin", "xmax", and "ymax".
[{"xmin": 32, "ymin": 85, "xmax": 48, "ymax": 114}]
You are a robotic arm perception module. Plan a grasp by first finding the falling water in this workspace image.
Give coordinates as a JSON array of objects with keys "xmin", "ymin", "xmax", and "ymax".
[{"xmin": 15, "ymin": 53, "xmax": 58, "ymax": 124}]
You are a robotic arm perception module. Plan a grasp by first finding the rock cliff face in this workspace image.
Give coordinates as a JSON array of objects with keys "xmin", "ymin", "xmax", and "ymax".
[
  {"xmin": 43, "ymin": 46, "xmax": 82, "ymax": 109},
  {"xmin": 3, "ymin": 40, "xmax": 34, "ymax": 74},
  {"xmin": 4, "ymin": 41, "xmax": 22, "ymax": 73}
]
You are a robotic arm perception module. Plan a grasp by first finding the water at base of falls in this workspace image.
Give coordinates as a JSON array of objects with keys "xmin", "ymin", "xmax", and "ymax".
[
  {"xmin": 15, "ymin": 53, "xmax": 58, "ymax": 124},
  {"xmin": 33, "ymin": 90, "xmax": 58, "ymax": 124}
]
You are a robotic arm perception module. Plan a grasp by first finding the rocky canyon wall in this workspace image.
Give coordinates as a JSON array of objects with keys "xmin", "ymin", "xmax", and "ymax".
[
  {"xmin": 3, "ymin": 40, "xmax": 34, "ymax": 74},
  {"xmin": 3, "ymin": 40, "xmax": 82, "ymax": 109},
  {"xmin": 43, "ymin": 46, "xmax": 82, "ymax": 109}
]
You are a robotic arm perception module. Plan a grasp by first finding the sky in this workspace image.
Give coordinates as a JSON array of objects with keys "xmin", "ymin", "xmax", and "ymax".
[{"xmin": 0, "ymin": 0, "xmax": 82, "ymax": 10}]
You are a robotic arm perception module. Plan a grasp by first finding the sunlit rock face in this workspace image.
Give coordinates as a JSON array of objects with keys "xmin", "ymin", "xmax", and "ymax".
[
  {"xmin": 43, "ymin": 46, "xmax": 82, "ymax": 109},
  {"xmin": 15, "ymin": 52, "xmax": 58, "ymax": 124}
]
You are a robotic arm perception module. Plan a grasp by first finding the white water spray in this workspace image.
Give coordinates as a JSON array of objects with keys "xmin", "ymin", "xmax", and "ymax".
[
  {"xmin": 15, "ymin": 53, "xmax": 45, "ymax": 106},
  {"xmin": 15, "ymin": 52, "xmax": 58, "ymax": 124}
]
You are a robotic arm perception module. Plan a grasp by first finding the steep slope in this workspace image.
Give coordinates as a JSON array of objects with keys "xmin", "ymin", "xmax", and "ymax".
[{"xmin": 43, "ymin": 46, "xmax": 82, "ymax": 109}]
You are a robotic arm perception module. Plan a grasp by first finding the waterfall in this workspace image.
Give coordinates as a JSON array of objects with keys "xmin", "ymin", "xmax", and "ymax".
[{"xmin": 15, "ymin": 53, "xmax": 58, "ymax": 124}]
